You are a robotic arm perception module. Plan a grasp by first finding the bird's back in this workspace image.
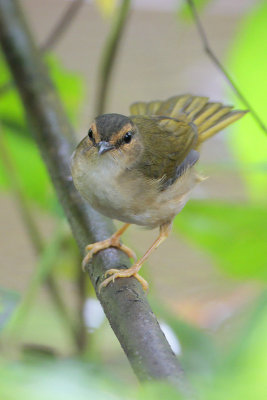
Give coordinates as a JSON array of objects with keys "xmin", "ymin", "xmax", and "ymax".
[{"xmin": 130, "ymin": 94, "xmax": 246, "ymax": 189}]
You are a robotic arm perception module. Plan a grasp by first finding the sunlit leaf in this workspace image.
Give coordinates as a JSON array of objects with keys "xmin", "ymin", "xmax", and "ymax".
[
  {"xmin": 95, "ymin": 0, "xmax": 118, "ymax": 18},
  {"xmin": 174, "ymin": 200, "xmax": 267, "ymax": 281},
  {"xmin": 227, "ymin": 1, "xmax": 267, "ymax": 202}
]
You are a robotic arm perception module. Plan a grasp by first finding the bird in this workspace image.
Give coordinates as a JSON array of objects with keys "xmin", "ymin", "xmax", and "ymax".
[{"xmin": 71, "ymin": 94, "xmax": 246, "ymax": 292}]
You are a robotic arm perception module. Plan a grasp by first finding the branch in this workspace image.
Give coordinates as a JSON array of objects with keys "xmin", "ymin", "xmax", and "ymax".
[
  {"xmin": 0, "ymin": 0, "xmax": 189, "ymax": 391},
  {"xmin": 40, "ymin": 0, "xmax": 85, "ymax": 53},
  {"xmin": 0, "ymin": 0, "xmax": 84, "ymax": 97},
  {"xmin": 186, "ymin": 0, "xmax": 267, "ymax": 134},
  {"xmin": 94, "ymin": 0, "xmax": 131, "ymax": 116}
]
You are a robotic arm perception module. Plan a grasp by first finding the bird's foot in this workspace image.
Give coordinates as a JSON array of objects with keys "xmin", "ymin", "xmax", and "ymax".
[
  {"xmin": 98, "ymin": 265, "xmax": 148, "ymax": 292},
  {"xmin": 82, "ymin": 236, "xmax": 137, "ymax": 271}
]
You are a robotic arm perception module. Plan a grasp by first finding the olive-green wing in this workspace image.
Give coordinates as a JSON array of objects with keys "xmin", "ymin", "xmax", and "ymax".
[
  {"xmin": 131, "ymin": 114, "xmax": 198, "ymax": 187},
  {"xmin": 129, "ymin": 95, "xmax": 246, "ymax": 188}
]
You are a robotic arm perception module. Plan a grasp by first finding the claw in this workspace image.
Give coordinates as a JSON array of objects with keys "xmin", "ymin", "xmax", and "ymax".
[
  {"xmin": 98, "ymin": 266, "xmax": 149, "ymax": 293},
  {"xmin": 82, "ymin": 236, "xmax": 136, "ymax": 272}
]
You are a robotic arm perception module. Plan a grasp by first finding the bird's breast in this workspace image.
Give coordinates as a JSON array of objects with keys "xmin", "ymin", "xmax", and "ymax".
[{"xmin": 72, "ymin": 150, "xmax": 199, "ymax": 228}]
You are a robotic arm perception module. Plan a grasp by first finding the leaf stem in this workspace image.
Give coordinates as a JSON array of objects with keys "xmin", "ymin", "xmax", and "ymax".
[{"xmin": 94, "ymin": 0, "xmax": 131, "ymax": 116}]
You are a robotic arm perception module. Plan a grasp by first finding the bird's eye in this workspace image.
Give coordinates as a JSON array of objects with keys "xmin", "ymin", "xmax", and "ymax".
[
  {"xmin": 88, "ymin": 128, "xmax": 93, "ymax": 140},
  {"xmin": 123, "ymin": 131, "xmax": 132, "ymax": 144}
]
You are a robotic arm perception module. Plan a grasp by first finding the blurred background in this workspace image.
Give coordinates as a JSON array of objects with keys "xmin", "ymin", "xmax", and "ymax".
[{"xmin": 0, "ymin": 0, "xmax": 266, "ymax": 399}]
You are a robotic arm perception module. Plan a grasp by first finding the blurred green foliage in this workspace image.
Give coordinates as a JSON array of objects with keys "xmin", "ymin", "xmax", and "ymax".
[
  {"xmin": 1, "ymin": 292, "xmax": 266, "ymax": 400},
  {"xmin": 227, "ymin": 0, "xmax": 267, "ymax": 202},
  {"xmin": 174, "ymin": 201, "xmax": 267, "ymax": 281},
  {"xmin": 200, "ymin": 291, "xmax": 267, "ymax": 400},
  {"xmin": 0, "ymin": 54, "xmax": 84, "ymax": 211}
]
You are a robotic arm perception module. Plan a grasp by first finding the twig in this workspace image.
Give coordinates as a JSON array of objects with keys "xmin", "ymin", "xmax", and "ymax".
[
  {"xmin": 0, "ymin": 0, "xmax": 84, "ymax": 97},
  {"xmin": 0, "ymin": 126, "xmax": 80, "ymax": 347},
  {"xmin": 186, "ymin": 0, "xmax": 267, "ymax": 134},
  {"xmin": 40, "ymin": 0, "xmax": 85, "ymax": 53},
  {"xmin": 0, "ymin": 0, "xmax": 189, "ymax": 391},
  {"xmin": 94, "ymin": 0, "xmax": 131, "ymax": 116}
]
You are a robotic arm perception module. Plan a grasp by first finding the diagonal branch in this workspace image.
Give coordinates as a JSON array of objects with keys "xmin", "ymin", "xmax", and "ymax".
[
  {"xmin": 0, "ymin": 0, "xmax": 84, "ymax": 97},
  {"xmin": 40, "ymin": 0, "xmax": 85, "ymax": 53},
  {"xmin": 186, "ymin": 0, "xmax": 267, "ymax": 134},
  {"xmin": 0, "ymin": 0, "xmax": 189, "ymax": 392}
]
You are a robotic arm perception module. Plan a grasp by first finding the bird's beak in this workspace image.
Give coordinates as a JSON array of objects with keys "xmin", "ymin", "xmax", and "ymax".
[{"xmin": 97, "ymin": 141, "xmax": 114, "ymax": 155}]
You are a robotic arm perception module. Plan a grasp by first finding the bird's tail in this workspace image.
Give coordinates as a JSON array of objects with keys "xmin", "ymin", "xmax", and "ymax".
[{"xmin": 130, "ymin": 94, "xmax": 247, "ymax": 145}]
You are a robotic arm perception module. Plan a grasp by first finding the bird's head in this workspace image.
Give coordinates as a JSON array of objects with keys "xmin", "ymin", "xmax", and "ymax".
[{"xmin": 72, "ymin": 113, "xmax": 144, "ymax": 172}]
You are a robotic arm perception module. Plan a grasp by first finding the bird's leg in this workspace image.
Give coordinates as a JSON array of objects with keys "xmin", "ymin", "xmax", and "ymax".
[
  {"xmin": 82, "ymin": 223, "xmax": 136, "ymax": 271},
  {"xmin": 99, "ymin": 221, "xmax": 172, "ymax": 292}
]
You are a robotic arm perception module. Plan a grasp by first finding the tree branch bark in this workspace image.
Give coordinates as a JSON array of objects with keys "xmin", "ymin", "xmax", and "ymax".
[{"xmin": 0, "ymin": 0, "xmax": 188, "ymax": 391}]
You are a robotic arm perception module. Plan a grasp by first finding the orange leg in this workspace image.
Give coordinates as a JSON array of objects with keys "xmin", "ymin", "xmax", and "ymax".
[
  {"xmin": 98, "ymin": 221, "xmax": 172, "ymax": 292},
  {"xmin": 82, "ymin": 223, "xmax": 136, "ymax": 271}
]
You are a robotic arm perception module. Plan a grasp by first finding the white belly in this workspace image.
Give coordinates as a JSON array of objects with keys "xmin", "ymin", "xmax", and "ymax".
[{"xmin": 72, "ymin": 152, "xmax": 199, "ymax": 228}]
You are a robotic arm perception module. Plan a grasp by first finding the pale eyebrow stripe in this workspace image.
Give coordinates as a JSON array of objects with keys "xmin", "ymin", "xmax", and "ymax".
[
  {"xmin": 90, "ymin": 121, "xmax": 101, "ymax": 143},
  {"xmin": 109, "ymin": 123, "xmax": 133, "ymax": 145}
]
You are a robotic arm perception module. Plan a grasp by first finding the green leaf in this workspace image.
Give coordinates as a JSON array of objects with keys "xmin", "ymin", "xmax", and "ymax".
[
  {"xmin": 0, "ymin": 54, "xmax": 84, "ymax": 211},
  {"xmin": 0, "ymin": 358, "xmax": 132, "ymax": 400},
  {"xmin": 47, "ymin": 55, "xmax": 84, "ymax": 125},
  {"xmin": 227, "ymin": 1, "xmax": 267, "ymax": 202},
  {"xmin": 174, "ymin": 200, "xmax": 267, "ymax": 281},
  {"xmin": 137, "ymin": 381, "xmax": 183, "ymax": 400},
  {"xmin": 0, "ymin": 128, "xmax": 56, "ymax": 209},
  {"xmin": 200, "ymin": 291, "xmax": 267, "ymax": 400},
  {"xmin": 94, "ymin": 0, "xmax": 117, "ymax": 18}
]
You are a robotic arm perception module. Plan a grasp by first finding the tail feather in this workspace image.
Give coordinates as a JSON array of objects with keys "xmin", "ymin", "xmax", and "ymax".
[
  {"xmin": 185, "ymin": 96, "xmax": 209, "ymax": 120},
  {"xmin": 130, "ymin": 101, "xmax": 147, "ymax": 115},
  {"xmin": 193, "ymin": 102, "xmax": 222, "ymax": 125},
  {"xmin": 197, "ymin": 110, "xmax": 246, "ymax": 144},
  {"xmin": 197, "ymin": 106, "xmax": 234, "ymax": 133},
  {"xmin": 156, "ymin": 95, "xmax": 184, "ymax": 115},
  {"xmin": 129, "ymin": 94, "xmax": 247, "ymax": 144},
  {"xmin": 169, "ymin": 95, "xmax": 193, "ymax": 118},
  {"xmin": 146, "ymin": 101, "xmax": 162, "ymax": 115}
]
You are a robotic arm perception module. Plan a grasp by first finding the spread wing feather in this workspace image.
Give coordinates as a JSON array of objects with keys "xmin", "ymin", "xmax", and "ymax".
[{"xmin": 129, "ymin": 95, "xmax": 246, "ymax": 187}]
